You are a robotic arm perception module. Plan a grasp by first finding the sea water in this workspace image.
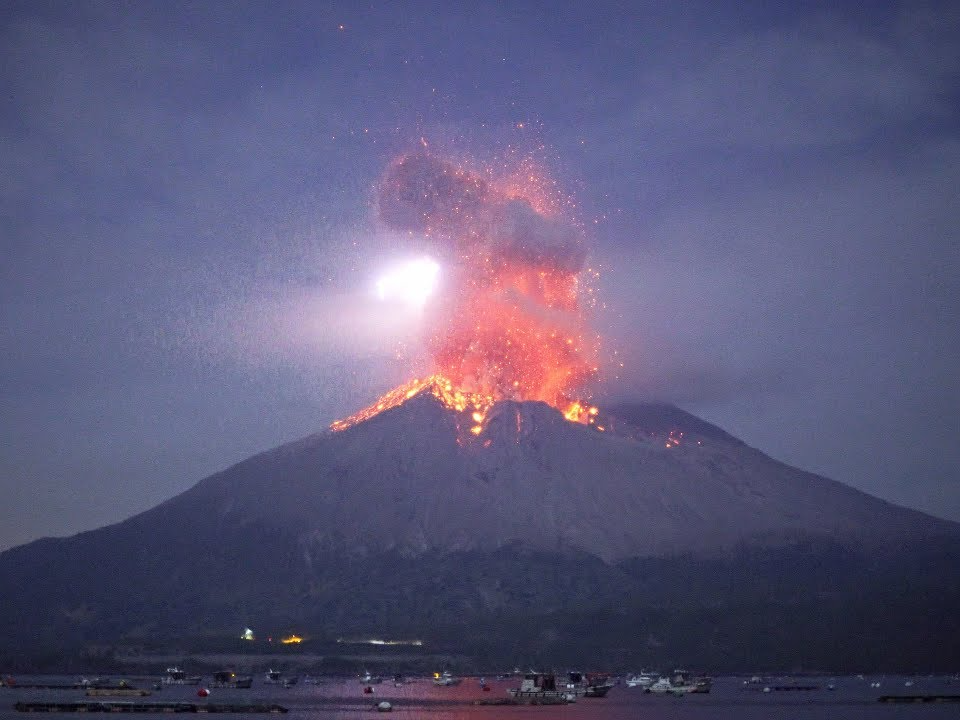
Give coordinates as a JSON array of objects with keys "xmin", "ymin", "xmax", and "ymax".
[{"xmin": 1, "ymin": 674, "xmax": 958, "ymax": 719}]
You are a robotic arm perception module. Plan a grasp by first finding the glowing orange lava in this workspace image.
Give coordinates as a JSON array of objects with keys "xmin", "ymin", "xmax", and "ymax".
[{"xmin": 332, "ymin": 151, "xmax": 600, "ymax": 434}]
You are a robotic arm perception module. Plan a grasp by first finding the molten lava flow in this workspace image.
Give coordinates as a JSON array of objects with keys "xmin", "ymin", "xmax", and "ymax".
[
  {"xmin": 329, "ymin": 374, "xmax": 497, "ymax": 433},
  {"xmin": 332, "ymin": 151, "xmax": 601, "ymax": 434}
]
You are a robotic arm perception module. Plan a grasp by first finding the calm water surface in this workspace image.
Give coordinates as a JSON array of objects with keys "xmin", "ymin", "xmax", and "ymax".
[{"xmin": 2, "ymin": 674, "xmax": 959, "ymax": 720}]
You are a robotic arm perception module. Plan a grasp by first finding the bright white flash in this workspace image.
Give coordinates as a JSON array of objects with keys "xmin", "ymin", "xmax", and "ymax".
[{"xmin": 375, "ymin": 257, "xmax": 440, "ymax": 307}]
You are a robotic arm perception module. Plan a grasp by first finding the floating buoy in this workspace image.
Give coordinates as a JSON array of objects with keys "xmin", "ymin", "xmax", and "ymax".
[
  {"xmin": 197, "ymin": 688, "xmax": 209, "ymax": 698},
  {"xmin": 376, "ymin": 701, "xmax": 392, "ymax": 712}
]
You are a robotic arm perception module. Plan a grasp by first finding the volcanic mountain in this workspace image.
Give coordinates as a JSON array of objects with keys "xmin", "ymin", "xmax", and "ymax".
[
  {"xmin": 1, "ymin": 387, "xmax": 958, "ymax": 671},
  {"xmin": 161, "ymin": 389, "xmax": 950, "ymax": 560}
]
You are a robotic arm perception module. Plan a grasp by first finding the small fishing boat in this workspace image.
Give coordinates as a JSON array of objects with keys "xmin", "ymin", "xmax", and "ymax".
[
  {"xmin": 163, "ymin": 667, "xmax": 202, "ymax": 686},
  {"xmin": 508, "ymin": 673, "xmax": 574, "ymax": 703}
]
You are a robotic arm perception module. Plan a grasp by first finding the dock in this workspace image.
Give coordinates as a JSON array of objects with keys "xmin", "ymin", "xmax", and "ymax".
[
  {"xmin": 15, "ymin": 702, "xmax": 288, "ymax": 713},
  {"xmin": 878, "ymin": 695, "xmax": 960, "ymax": 704},
  {"xmin": 85, "ymin": 689, "xmax": 152, "ymax": 698}
]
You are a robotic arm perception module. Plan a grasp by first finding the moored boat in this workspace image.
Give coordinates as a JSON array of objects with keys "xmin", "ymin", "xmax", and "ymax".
[
  {"xmin": 647, "ymin": 670, "xmax": 711, "ymax": 695},
  {"xmin": 360, "ymin": 671, "xmax": 382, "ymax": 685},
  {"xmin": 508, "ymin": 673, "xmax": 574, "ymax": 703},
  {"xmin": 265, "ymin": 669, "xmax": 297, "ymax": 686},
  {"xmin": 626, "ymin": 671, "xmax": 658, "ymax": 688},
  {"xmin": 163, "ymin": 668, "xmax": 202, "ymax": 686},
  {"xmin": 432, "ymin": 671, "xmax": 461, "ymax": 687},
  {"xmin": 212, "ymin": 671, "xmax": 253, "ymax": 689},
  {"xmin": 565, "ymin": 672, "xmax": 614, "ymax": 697}
]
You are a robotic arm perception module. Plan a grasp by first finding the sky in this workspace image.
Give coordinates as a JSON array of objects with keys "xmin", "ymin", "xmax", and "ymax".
[{"xmin": 2, "ymin": 1, "xmax": 959, "ymax": 551}]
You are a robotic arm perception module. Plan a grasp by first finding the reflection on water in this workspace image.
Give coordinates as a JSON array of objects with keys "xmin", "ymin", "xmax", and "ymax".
[{"xmin": 1, "ymin": 674, "xmax": 959, "ymax": 720}]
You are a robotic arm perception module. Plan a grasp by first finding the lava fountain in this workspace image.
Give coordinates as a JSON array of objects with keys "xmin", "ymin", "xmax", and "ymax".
[{"xmin": 331, "ymin": 152, "xmax": 600, "ymax": 434}]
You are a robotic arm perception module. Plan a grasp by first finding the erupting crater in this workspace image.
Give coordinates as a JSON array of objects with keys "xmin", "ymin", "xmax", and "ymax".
[
  {"xmin": 329, "ymin": 373, "xmax": 598, "ymax": 437},
  {"xmin": 335, "ymin": 150, "xmax": 602, "ymax": 435}
]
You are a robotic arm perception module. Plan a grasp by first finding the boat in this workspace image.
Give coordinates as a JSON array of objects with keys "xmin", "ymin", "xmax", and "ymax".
[
  {"xmin": 265, "ymin": 669, "xmax": 296, "ymax": 686},
  {"xmin": 626, "ymin": 671, "xmax": 658, "ymax": 688},
  {"xmin": 432, "ymin": 671, "xmax": 461, "ymax": 687},
  {"xmin": 360, "ymin": 671, "xmax": 382, "ymax": 685},
  {"xmin": 584, "ymin": 679, "xmax": 615, "ymax": 697},
  {"xmin": 648, "ymin": 677, "xmax": 682, "ymax": 694},
  {"xmin": 212, "ymin": 671, "xmax": 253, "ymax": 689},
  {"xmin": 507, "ymin": 673, "xmax": 574, "ymax": 703},
  {"xmin": 162, "ymin": 667, "xmax": 202, "ymax": 686},
  {"xmin": 647, "ymin": 670, "xmax": 711, "ymax": 695},
  {"xmin": 78, "ymin": 677, "xmax": 109, "ymax": 688},
  {"xmin": 565, "ymin": 672, "xmax": 614, "ymax": 697},
  {"xmin": 265, "ymin": 670, "xmax": 280, "ymax": 684},
  {"xmin": 690, "ymin": 675, "xmax": 712, "ymax": 694}
]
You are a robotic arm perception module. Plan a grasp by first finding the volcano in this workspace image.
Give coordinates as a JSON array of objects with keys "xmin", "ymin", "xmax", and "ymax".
[
  {"xmin": 163, "ymin": 387, "xmax": 952, "ymax": 560},
  {"xmin": 1, "ymin": 388, "xmax": 958, "ymax": 671}
]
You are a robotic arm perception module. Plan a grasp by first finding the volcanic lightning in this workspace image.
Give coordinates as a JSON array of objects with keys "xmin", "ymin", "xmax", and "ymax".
[
  {"xmin": 375, "ymin": 257, "xmax": 440, "ymax": 307},
  {"xmin": 333, "ymin": 151, "xmax": 600, "ymax": 434}
]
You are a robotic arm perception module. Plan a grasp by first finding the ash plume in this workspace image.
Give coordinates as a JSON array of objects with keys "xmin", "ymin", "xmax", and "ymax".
[
  {"xmin": 375, "ymin": 151, "xmax": 597, "ymax": 408},
  {"xmin": 378, "ymin": 152, "xmax": 586, "ymax": 273}
]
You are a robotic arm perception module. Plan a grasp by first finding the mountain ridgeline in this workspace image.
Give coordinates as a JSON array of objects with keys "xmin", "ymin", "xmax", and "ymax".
[{"xmin": 1, "ymin": 390, "xmax": 958, "ymax": 671}]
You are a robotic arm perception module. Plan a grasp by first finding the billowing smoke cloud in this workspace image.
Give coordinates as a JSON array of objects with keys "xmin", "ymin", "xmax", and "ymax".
[
  {"xmin": 378, "ymin": 152, "xmax": 586, "ymax": 273},
  {"xmin": 488, "ymin": 199, "xmax": 586, "ymax": 274}
]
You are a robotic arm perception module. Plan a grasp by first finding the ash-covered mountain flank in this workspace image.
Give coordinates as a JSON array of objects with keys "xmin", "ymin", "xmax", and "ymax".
[
  {"xmin": 1, "ymin": 390, "xmax": 958, "ymax": 671},
  {"xmin": 175, "ymin": 390, "xmax": 952, "ymax": 561}
]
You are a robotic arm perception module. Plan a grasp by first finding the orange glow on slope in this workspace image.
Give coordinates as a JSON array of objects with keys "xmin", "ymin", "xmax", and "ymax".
[{"xmin": 330, "ymin": 374, "xmax": 494, "ymax": 432}]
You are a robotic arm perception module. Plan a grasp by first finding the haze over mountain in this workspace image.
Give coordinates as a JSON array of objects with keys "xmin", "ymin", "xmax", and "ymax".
[{"xmin": 1, "ymin": 389, "xmax": 957, "ymax": 671}]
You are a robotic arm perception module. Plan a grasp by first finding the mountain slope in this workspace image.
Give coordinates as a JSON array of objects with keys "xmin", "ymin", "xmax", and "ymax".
[
  {"xmin": 0, "ymin": 390, "xmax": 957, "ymax": 670},
  {"xmin": 145, "ymin": 391, "xmax": 954, "ymax": 560}
]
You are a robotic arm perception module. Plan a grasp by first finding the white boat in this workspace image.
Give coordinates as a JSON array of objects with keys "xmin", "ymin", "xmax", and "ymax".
[
  {"xmin": 162, "ymin": 667, "xmax": 202, "ymax": 686},
  {"xmin": 648, "ymin": 677, "xmax": 677, "ymax": 694},
  {"xmin": 432, "ymin": 671, "xmax": 461, "ymax": 686},
  {"xmin": 647, "ymin": 670, "xmax": 710, "ymax": 695},
  {"xmin": 360, "ymin": 671, "xmax": 382, "ymax": 684},
  {"xmin": 648, "ymin": 677, "xmax": 697, "ymax": 695},
  {"xmin": 265, "ymin": 669, "xmax": 293, "ymax": 686},
  {"xmin": 625, "ymin": 671, "xmax": 658, "ymax": 688}
]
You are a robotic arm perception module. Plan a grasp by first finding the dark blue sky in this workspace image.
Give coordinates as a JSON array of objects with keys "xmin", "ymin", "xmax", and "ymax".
[{"xmin": 2, "ymin": 1, "xmax": 958, "ymax": 550}]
